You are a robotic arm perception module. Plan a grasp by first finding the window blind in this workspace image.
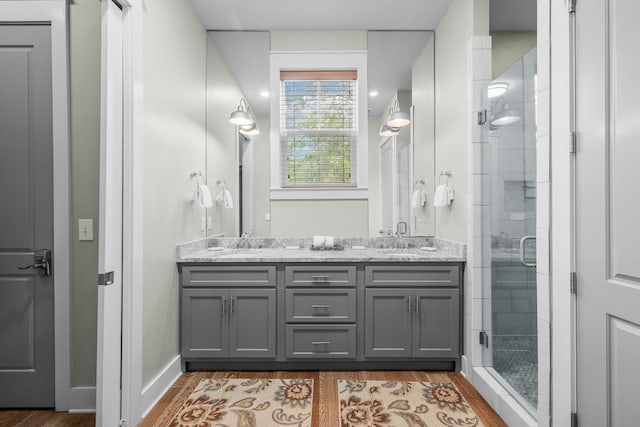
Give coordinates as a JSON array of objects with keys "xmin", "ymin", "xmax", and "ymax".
[{"xmin": 279, "ymin": 70, "xmax": 358, "ymax": 187}]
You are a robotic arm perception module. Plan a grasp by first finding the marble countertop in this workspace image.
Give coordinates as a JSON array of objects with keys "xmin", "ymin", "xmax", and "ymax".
[{"xmin": 177, "ymin": 237, "xmax": 465, "ymax": 263}]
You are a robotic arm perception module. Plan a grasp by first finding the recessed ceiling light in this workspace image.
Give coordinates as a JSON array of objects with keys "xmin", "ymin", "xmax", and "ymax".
[
  {"xmin": 260, "ymin": 91, "xmax": 270, "ymax": 98},
  {"xmin": 369, "ymin": 90, "xmax": 379, "ymax": 97}
]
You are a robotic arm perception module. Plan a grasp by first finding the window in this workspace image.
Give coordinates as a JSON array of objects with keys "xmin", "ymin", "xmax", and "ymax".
[{"xmin": 279, "ymin": 70, "xmax": 357, "ymax": 187}]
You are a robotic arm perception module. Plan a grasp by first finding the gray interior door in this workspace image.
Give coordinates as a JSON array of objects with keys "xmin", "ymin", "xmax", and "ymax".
[
  {"xmin": 575, "ymin": 1, "xmax": 640, "ymax": 425},
  {"xmin": 0, "ymin": 24, "xmax": 55, "ymax": 408}
]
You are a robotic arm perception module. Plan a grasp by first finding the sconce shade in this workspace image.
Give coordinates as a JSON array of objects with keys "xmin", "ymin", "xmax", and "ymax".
[
  {"xmin": 229, "ymin": 110, "xmax": 253, "ymax": 126},
  {"xmin": 239, "ymin": 123, "xmax": 260, "ymax": 136},
  {"xmin": 490, "ymin": 104, "xmax": 520, "ymax": 126},
  {"xmin": 379, "ymin": 124, "xmax": 399, "ymax": 137},
  {"xmin": 387, "ymin": 110, "xmax": 410, "ymax": 128}
]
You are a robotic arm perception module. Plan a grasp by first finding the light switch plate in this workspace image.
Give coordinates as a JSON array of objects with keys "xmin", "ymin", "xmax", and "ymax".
[{"xmin": 79, "ymin": 219, "xmax": 93, "ymax": 241}]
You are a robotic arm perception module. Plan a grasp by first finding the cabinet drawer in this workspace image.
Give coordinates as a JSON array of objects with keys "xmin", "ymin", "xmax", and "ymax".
[
  {"xmin": 182, "ymin": 266, "xmax": 276, "ymax": 287},
  {"xmin": 285, "ymin": 289, "xmax": 356, "ymax": 323},
  {"xmin": 365, "ymin": 265, "xmax": 459, "ymax": 287},
  {"xmin": 285, "ymin": 325, "xmax": 356, "ymax": 358},
  {"xmin": 285, "ymin": 265, "xmax": 356, "ymax": 287}
]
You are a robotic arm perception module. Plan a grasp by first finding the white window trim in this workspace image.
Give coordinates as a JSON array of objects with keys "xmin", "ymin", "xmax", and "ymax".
[{"xmin": 270, "ymin": 51, "xmax": 368, "ymax": 200}]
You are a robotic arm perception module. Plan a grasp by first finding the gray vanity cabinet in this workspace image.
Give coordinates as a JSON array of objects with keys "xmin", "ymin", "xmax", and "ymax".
[
  {"xmin": 180, "ymin": 266, "xmax": 277, "ymax": 360},
  {"xmin": 365, "ymin": 265, "xmax": 460, "ymax": 359}
]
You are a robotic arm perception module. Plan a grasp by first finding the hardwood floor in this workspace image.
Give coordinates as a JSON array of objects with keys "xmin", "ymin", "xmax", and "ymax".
[
  {"xmin": 0, "ymin": 371, "xmax": 506, "ymax": 426},
  {"xmin": 139, "ymin": 371, "xmax": 507, "ymax": 427},
  {"xmin": 0, "ymin": 410, "xmax": 95, "ymax": 427}
]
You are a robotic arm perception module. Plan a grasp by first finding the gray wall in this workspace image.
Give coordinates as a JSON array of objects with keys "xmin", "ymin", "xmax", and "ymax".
[
  {"xmin": 142, "ymin": 0, "xmax": 208, "ymax": 388},
  {"xmin": 434, "ymin": 0, "xmax": 489, "ymax": 243},
  {"xmin": 69, "ymin": 0, "xmax": 100, "ymax": 388}
]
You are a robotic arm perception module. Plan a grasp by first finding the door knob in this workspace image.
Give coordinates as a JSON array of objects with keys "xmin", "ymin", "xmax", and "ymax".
[{"xmin": 19, "ymin": 249, "xmax": 52, "ymax": 276}]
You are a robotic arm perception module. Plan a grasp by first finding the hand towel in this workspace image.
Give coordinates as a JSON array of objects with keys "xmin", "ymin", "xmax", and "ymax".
[
  {"xmin": 446, "ymin": 184, "xmax": 455, "ymax": 205},
  {"xmin": 222, "ymin": 189, "xmax": 233, "ymax": 209},
  {"xmin": 411, "ymin": 190, "xmax": 421, "ymax": 208},
  {"xmin": 411, "ymin": 189, "xmax": 427, "ymax": 208},
  {"xmin": 433, "ymin": 184, "xmax": 447, "ymax": 207},
  {"xmin": 198, "ymin": 184, "xmax": 213, "ymax": 208}
]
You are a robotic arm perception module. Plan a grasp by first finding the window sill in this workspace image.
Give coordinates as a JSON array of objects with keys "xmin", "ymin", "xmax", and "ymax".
[{"xmin": 270, "ymin": 187, "xmax": 368, "ymax": 200}]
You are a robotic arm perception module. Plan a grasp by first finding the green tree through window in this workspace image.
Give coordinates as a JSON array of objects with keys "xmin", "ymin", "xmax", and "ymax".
[{"xmin": 280, "ymin": 73, "xmax": 357, "ymax": 186}]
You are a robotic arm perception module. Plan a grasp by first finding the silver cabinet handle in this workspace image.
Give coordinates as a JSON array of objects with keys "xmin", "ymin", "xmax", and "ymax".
[
  {"xmin": 222, "ymin": 296, "xmax": 227, "ymax": 314},
  {"xmin": 230, "ymin": 296, "xmax": 235, "ymax": 314},
  {"xmin": 311, "ymin": 275, "xmax": 330, "ymax": 282},
  {"xmin": 311, "ymin": 304, "xmax": 330, "ymax": 309},
  {"xmin": 311, "ymin": 341, "xmax": 330, "ymax": 345},
  {"xmin": 519, "ymin": 235, "xmax": 537, "ymax": 267},
  {"xmin": 415, "ymin": 296, "xmax": 420, "ymax": 316},
  {"xmin": 407, "ymin": 295, "xmax": 412, "ymax": 314}
]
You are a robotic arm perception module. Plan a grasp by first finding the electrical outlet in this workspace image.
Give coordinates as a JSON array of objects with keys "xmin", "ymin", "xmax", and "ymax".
[
  {"xmin": 79, "ymin": 219, "xmax": 93, "ymax": 241},
  {"xmin": 200, "ymin": 217, "xmax": 206, "ymax": 231},
  {"xmin": 207, "ymin": 216, "xmax": 212, "ymax": 230},
  {"xmin": 265, "ymin": 213, "xmax": 271, "ymax": 221}
]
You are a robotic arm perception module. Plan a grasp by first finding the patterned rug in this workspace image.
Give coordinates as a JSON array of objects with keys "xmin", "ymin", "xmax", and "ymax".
[
  {"xmin": 169, "ymin": 378, "xmax": 314, "ymax": 427},
  {"xmin": 338, "ymin": 380, "xmax": 484, "ymax": 427}
]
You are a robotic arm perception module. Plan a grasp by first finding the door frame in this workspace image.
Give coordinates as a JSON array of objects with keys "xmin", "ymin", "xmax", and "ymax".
[{"xmin": 0, "ymin": 0, "xmax": 74, "ymax": 410}]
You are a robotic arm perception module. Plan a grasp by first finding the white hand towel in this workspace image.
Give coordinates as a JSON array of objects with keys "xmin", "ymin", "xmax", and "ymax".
[
  {"xmin": 198, "ymin": 184, "xmax": 213, "ymax": 208},
  {"xmin": 222, "ymin": 189, "xmax": 233, "ymax": 209},
  {"xmin": 411, "ymin": 190, "xmax": 421, "ymax": 208},
  {"xmin": 433, "ymin": 184, "xmax": 447, "ymax": 207},
  {"xmin": 446, "ymin": 184, "xmax": 455, "ymax": 205}
]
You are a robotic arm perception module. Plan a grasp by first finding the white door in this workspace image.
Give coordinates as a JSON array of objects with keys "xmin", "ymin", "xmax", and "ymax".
[
  {"xmin": 575, "ymin": 1, "xmax": 640, "ymax": 425},
  {"xmin": 96, "ymin": 0, "xmax": 124, "ymax": 425}
]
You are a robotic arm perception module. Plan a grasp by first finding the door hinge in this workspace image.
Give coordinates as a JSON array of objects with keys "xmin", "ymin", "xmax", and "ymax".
[
  {"xmin": 569, "ymin": 0, "xmax": 576, "ymax": 13},
  {"xmin": 570, "ymin": 271, "xmax": 578, "ymax": 295},
  {"xmin": 570, "ymin": 131, "xmax": 577, "ymax": 154},
  {"xmin": 571, "ymin": 412, "xmax": 578, "ymax": 427},
  {"xmin": 479, "ymin": 331, "xmax": 489, "ymax": 348}
]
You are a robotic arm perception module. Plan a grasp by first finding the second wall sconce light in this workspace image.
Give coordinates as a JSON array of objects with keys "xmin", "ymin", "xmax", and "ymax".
[
  {"xmin": 229, "ymin": 98, "xmax": 260, "ymax": 136},
  {"xmin": 379, "ymin": 97, "xmax": 410, "ymax": 136}
]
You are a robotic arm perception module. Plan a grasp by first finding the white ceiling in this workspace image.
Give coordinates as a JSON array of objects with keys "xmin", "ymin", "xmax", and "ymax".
[
  {"xmin": 189, "ymin": 0, "xmax": 453, "ymax": 31},
  {"xmin": 193, "ymin": 0, "xmax": 537, "ymax": 117}
]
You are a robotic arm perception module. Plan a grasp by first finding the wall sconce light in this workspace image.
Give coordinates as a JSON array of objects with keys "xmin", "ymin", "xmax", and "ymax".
[
  {"xmin": 487, "ymin": 82, "xmax": 509, "ymax": 98},
  {"xmin": 490, "ymin": 97, "xmax": 520, "ymax": 126},
  {"xmin": 239, "ymin": 122, "xmax": 260, "ymax": 136},
  {"xmin": 229, "ymin": 98, "xmax": 260, "ymax": 135},
  {"xmin": 379, "ymin": 124, "xmax": 399, "ymax": 137},
  {"xmin": 379, "ymin": 97, "xmax": 410, "ymax": 136}
]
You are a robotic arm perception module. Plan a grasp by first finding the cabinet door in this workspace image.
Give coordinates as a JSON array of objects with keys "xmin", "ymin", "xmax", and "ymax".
[
  {"xmin": 229, "ymin": 289, "xmax": 276, "ymax": 358},
  {"xmin": 181, "ymin": 289, "xmax": 228, "ymax": 358},
  {"xmin": 412, "ymin": 289, "xmax": 459, "ymax": 358},
  {"xmin": 365, "ymin": 289, "xmax": 412, "ymax": 357}
]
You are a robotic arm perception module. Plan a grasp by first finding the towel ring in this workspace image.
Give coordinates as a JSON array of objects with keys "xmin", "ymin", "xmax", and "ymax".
[{"xmin": 438, "ymin": 171, "xmax": 452, "ymax": 184}]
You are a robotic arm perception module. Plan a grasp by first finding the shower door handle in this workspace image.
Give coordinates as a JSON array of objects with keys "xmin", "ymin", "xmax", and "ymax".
[{"xmin": 519, "ymin": 235, "xmax": 536, "ymax": 267}]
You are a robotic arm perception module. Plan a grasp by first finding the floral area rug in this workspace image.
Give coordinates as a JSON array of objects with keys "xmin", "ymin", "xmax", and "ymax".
[
  {"xmin": 169, "ymin": 378, "xmax": 313, "ymax": 427},
  {"xmin": 338, "ymin": 380, "xmax": 484, "ymax": 427}
]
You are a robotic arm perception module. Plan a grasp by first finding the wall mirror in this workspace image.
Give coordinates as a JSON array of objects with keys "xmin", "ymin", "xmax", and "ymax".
[{"xmin": 205, "ymin": 30, "xmax": 435, "ymax": 238}]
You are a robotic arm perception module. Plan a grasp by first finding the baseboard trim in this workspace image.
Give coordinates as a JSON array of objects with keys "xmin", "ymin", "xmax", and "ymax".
[
  {"xmin": 68, "ymin": 386, "xmax": 96, "ymax": 413},
  {"xmin": 140, "ymin": 355, "xmax": 182, "ymax": 419}
]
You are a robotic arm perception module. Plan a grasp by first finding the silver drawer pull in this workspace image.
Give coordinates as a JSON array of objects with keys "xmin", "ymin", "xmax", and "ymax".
[
  {"xmin": 311, "ymin": 304, "xmax": 330, "ymax": 309},
  {"xmin": 311, "ymin": 275, "xmax": 330, "ymax": 282},
  {"xmin": 311, "ymin": 341, "xmax": 330, "ymax": 345}
]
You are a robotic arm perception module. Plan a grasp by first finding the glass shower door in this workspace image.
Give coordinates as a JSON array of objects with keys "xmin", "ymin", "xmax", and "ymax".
[{"xmin": 481, "ymin": 48, "xmax": 538, "ymax": 414}]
